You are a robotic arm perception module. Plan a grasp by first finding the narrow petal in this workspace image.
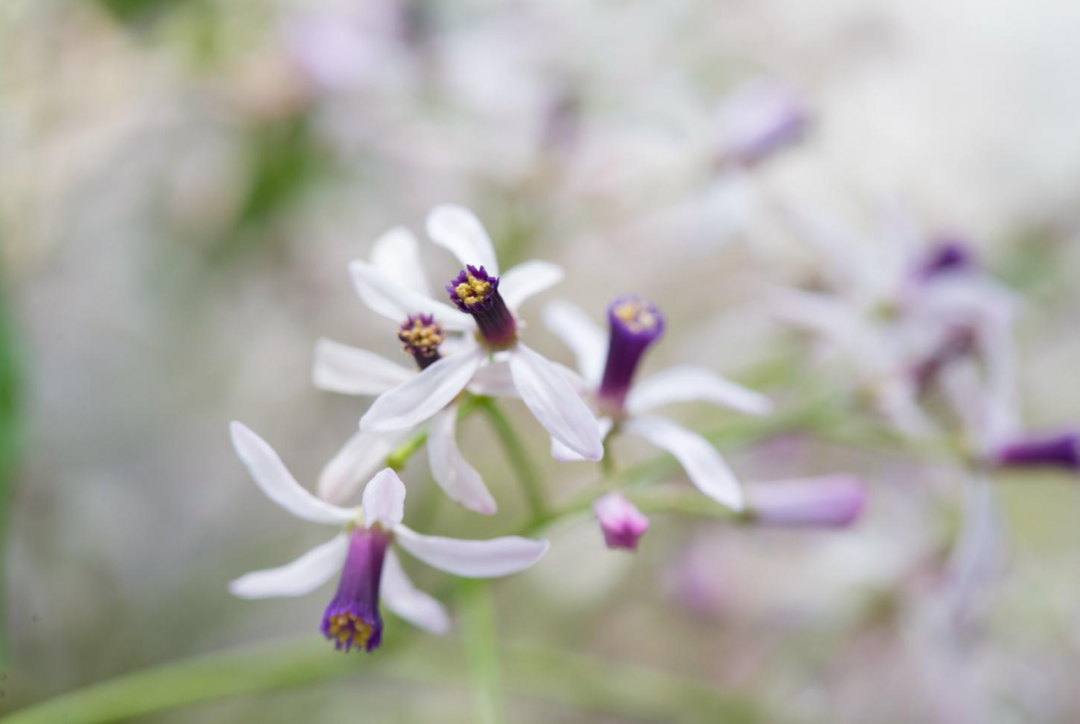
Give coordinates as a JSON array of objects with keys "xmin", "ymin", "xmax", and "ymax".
[
  {"xmin": 229, "ymin": 534, "xmax": 348, "ymax": 599},
  {"xmin": 230, "ymin": 422, "xmax": 356, "ymax": 525},
  {"xmin": 370, "ymin": 226, "xmax": 431, "ymax": 297},
  {"xmin": 541, "ymin": 300, "xmax": 607, "ymax": 387},
  {"xmin": 394, "ymin": 525, "xmax": 548, "ymax": 577},
  {"xmin": 349, "ymin": 260, "xmax": 473, "ymax": 331},
  {"xmin": 380, "ymin": 550, "xmax": 451, "ymax": 634},
  {"xmin": 360, "ymin": 346, "xmax": 483, "ymax": 433},
  {"xmin": 361, "ymin": 468, "xmax": 407, "ymax": 528},
  {"xmin": 312, "ymin": 339, "xmax": 415, "ymax": 396},
  {"xmin": 426, "ymin": 204, "xmax": 499, "ymax": 275},
  {"xmin": 499, "ymin": 261, "xmax": 564, "ymax": 312},
  {"xmin": 509, "ymin": 344, "xmax": 604, "ymax": 461},
  {"xmin": 318, "ymin": 429, "xmax": 414, "ymax": 505},
  {"xmin": 428, "ymin": 405, "xmax": 498, "ymax": 515},
  {"xmin": 551, "ymin": 417, "xmax": 614, "ymax": 462},
  {"xmin": 626, "ymin": 365, "xmax": 772, "ymax": 416},
  {"xmin": 468, "ymin": 360, "xmax": 517, "ymax": 397},
  {"xmin": 622, "ymin": 416, "xmax": 744, "ymax": 511}
]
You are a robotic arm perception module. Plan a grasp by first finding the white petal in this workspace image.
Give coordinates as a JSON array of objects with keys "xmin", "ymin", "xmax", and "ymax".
[
  {"xmin": 229, "ymin": 422, "xmax": 356, "ymax": 525},
  {"xmin": 318, "ymin": 429, "xmax": 414, "ymax": 505},
  {"xmin": 621, "ymin": 416, "xmax": 744, "ymax": 511},
  {"xmin": 228, "ymin": 534, "xmax": 348, "ymax": 599},
  {"xmin": 551, "ymin": 417, "xmax": 614, "ymax": 462},
  {"xmin": 360, "ymin": 346, "xmax": 483, "ymax": 433},
  {"xmin": 349, "ymin": 260, "xmax": 473, "ymax": 331},
  {"xmin": 394, "ymin": 524, "xmax": 548, "ymax": 577},
  {"xmin": 428, "ymin": 405, "xmax": 497, "ymax": 515},
  {"xmin": 541, "ymin": 300, "xmax": 607, "ymax": 387},
  {"xmin": 499, "ymin": 261, "xmax": 564, "ymax": 312},
  {"xmin": 509, "ymin": 344, "xmax": 604, "ymax": 461},
  {"xmin": 467, "ymin": 360, "xmax": 518, "ymax": 397},
  {"xmin": 361, "ymin": 468, "xmax": 407, "ymax": 528},
  {"xmin": 626, "ymin": 365, "xmax": 772, "ymax": 416},
  {"xmin": 380, "ymin": 550, "xmax": 450, "ymax": 634},
  {"xmin": 370, "ymin": 226, "xmax": 431, "ymax": 297},
  {"xmin": 426, "ymin": 204, "xmax": 499, "ymax": 275},
  {"xmin": 312, "ymin": 339, "xmax": 415, "ymax": 396}
]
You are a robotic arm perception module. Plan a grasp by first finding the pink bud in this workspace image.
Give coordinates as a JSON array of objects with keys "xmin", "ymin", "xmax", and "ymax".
[
  {"xmin": 746, "ymin": 475, "xmax": 866, "ymax": 528},
  {"xmin": 593, "ymin": 492, "xmax": 650, "ymax": 551}
]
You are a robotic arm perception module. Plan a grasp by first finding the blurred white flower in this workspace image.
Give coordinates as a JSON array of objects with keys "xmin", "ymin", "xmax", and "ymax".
[
  {"xmin": 228, "ymin": 422, "xmax": 548, "ymax": 651},
  {"xmin": 544, "ymin": 296, "xmax": 772, "ymax": 511}
]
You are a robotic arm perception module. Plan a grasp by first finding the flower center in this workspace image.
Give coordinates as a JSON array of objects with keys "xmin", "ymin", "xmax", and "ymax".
[
  {"xmin": 612, "ymin": 299, "xmax": 661, "ymax": 334},
  {"xmin": 398, "ymin": 314, "xmax": 444, "ymax": 369},
  {"xmin": 326, "ymin": 612, "xmax": 376, "ymax": 651},
  {"xmin": 454, "ymin": 273, "xmax": 494, "ymax": 307},
  {"xmin": 597, "ymin": 295, "xmax": 665, "ymax": 413},
  {"xmin": 445, "ymin": 265, "xmax": 517, "ymax": 348}
]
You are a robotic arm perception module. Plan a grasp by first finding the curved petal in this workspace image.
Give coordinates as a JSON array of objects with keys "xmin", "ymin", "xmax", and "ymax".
[
  {"xmin": 551, "ymin": 417, "xmax": 614, "ymax": 462},
  {"xmin": 318, "ymin": 429, "xmax": 415, "ymax": 505},
  {"xmin": 361, "ymin": 468, "xmax": 407, "ymax": 528},
  {"xmin": 228, "ymin": 534, "xmax": 348, "ymax": 599},
  {"xmin": 371, "ymin": 226, "xmax": 431, "ymax": 297},
  {"xmin": 509, "ymin": 344, "xmax": 604, "ymax": 461},
  {"xmin": 428, "ymin": 405, "xmax": 497, "ymax": 515},
  {"xmin": 357, "ymin": 228, "xmax": 432, "ymax": 319},
  {"xmin": 394, "ymin": 525, "xmax": 548, "ymax": 578},
  {"xmin": 626, "ymin": 365, "xmax": 772, "ymax": 416},
  {"xmin": 360, "ymin": 346, "xmax": 483, "ymax": 433},
  {"xmin": 621, "ymin": 416, "xmax": 744, "ymax": 511},
  {"xmin": 499, "ymin": 261, "xmax": 564, "ymax": 312},
  {"xmin": 541, "ymin": 300, "xmax": 607, "ymax": 387},
  {"xmin": 230, "ymin": 422, "xmax": 355, "ymax": 525},
  {"xmin": 468, "ymin": 360, "xmax": 518, "ymax": 397},
  {"xmin": 380, "ymin": 550, "xmax": 451, "ymax": 634},
  {"xmin": 312, "ymin": 339, "xmax": 415, "ymax": 396},
  {"xmin": 425, "ymin": 204, "xmax": 499, "ymax": 275},
  {"xmin": 349, "ymin": 260, "xmax": 473, "ymax": 331}
]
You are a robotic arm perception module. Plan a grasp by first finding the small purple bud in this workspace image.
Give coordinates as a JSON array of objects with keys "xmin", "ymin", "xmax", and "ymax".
[
  {"xmin": 597, "ymin": 296, "xmax": 664, "ymax": 414},
  {"xmin": 993, "ymin": 432, "xmax": 1080, "ymax": 473},
  {"xmin": 446, "ymin": 265, "xmax": 518, "ymax": 348},
  {"xmin": 398, "ymin": 313, "xmax": 444, "ymax": 370},
  {"xmin": 714, "ymin": 80, "xmax": 809, "ymax": 168},
  {"xmin": 915, "ymin": 237, "xmax": 976, "ymax": 281},
  {"xmin": 593, "ymin": 492, "xmax": 650, "ymax": 551},
  {"xmin": 746, "ymin": 475, "xmax": 866, "ymax": 528},
  {"xmin": 320, "ymin": 526, "xmax": 391, "ymax": 652}
]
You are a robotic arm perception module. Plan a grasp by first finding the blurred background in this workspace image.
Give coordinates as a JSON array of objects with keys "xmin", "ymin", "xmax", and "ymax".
[{"xmin": 3, "ymin": 0, "xmax": 1080, "ymax": 722}]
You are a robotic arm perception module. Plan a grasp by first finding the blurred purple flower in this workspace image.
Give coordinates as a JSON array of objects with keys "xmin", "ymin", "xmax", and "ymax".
[
  {"xmin": 714, "ymin": 80, "xmax": 809, "ymax": 167},
  {"xmin": 746, "ymin": 475, "xmax": 867, "ymax": 528},
  {"xmin": 992, "ymin": 431, "xmax": 1080, "ymax": 473}
]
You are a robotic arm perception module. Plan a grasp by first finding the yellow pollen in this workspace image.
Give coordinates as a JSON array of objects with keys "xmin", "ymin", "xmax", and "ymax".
[
  {"xmin": 614, "ymin": 301, "xmax": 658, "ymax": 333},
  {"xmin": 328, "ymin": 612, "xmax": 373, "ymax": 650},
  {"xmin": 455, "ymin": 274, "xmax": 492, "ymax": 306},
  {"xmin": 398, "ymin": 318, "xmax": 445, "ymax": 356}
]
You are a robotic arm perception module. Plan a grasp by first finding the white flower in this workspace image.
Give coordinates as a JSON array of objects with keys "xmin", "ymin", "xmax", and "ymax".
[
  {"xmin": 543, "ymin": 296, "xmax": 772, "ymax": 511},
  {"xmin": 228, "ymin": 422, "xmax": 548, "ymax": 652},
  {"xmin": 313, "ymin": 226, "xmax": 525, "ymax": 514},
  {"xmin": 353, "ymin": 204, "xmax": 603, "ymax": 461}
]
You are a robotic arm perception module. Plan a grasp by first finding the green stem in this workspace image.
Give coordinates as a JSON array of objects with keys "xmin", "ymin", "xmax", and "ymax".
[
  {"xmin": 385, "ymin": 395, "xmax": 487, "ymax": 471},
  {"xmin": 476, "ymin": 397, "xmax": 547, "ymax": 517},
  {"xmin": 4, "ymin": 637, "xmax": 761, "ymax": 724},
  {"xmin": 457, "ymin": 580, "xmax": 505, "ymax": 724}
]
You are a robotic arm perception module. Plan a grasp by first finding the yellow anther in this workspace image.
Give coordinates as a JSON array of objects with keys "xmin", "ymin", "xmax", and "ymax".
[
  {"xmin": 455, "ymin": 274, "xmax": 492, "ymax": 306},
  {"xmin": 614, "ymin": 300, "xmax": 658, "ymax": 333}
]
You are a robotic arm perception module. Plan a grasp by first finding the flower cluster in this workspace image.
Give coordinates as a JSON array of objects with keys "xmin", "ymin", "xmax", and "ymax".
[{"xmin": 230, "ymin": 204, "xmax": 866, "ymax": 652}]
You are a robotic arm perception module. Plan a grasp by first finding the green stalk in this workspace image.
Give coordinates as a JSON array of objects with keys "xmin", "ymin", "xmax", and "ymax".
[
  {"xmin": 457, "ymin": 579, "xmax": 505, "ymax": 724},
  {"xmin": 4, "ymin": 637, "xmax": 761, "ymax": 724},
  {"xmin": 475, "ymin": 396, "xmax": 547, "ymax": 517}
]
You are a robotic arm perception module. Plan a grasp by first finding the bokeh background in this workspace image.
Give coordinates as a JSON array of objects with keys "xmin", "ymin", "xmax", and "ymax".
[{"xmin": 3, "ymin": 0, "xmax": 1080, "ymax": 722}]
